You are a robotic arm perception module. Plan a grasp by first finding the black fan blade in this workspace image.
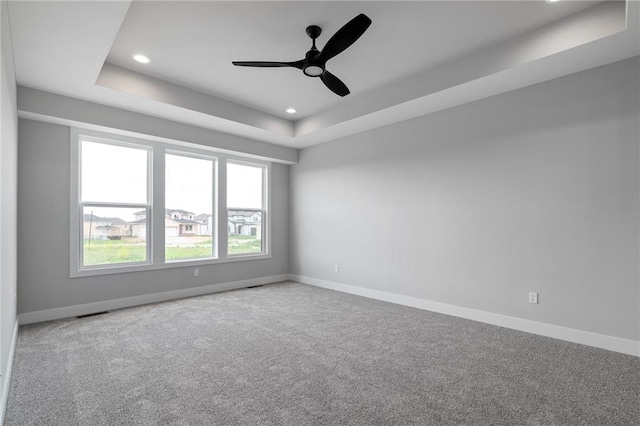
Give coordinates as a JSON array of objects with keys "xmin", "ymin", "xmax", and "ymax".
[
  {"xmin": 318, "ymin": 14, "xmax": 371, "ymax": 62},
  {"xmin": 232, "ymin": 60, "xmax": 304, "ymax": 69},
  {"xmin": 320, "ymin": 71, "xmax": 350, "ymax": 97}
]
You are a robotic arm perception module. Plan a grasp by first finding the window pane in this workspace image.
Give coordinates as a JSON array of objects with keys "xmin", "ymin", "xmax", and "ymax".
[
  {"xmin": 165, "ymin": 154, "xmax": 214, "ymax": 261},
  {"xmin": 228, "ymin": 210, "xmax": 263, "ymax": 254},
  {"xmin": 227, "ymin": 163, "xmax": 263, "ymax": 209},
  {"xmin": 81, "ymin": 140, "xmax": 148, "ymax": 203},
  {"xmin": 82, "ymin": 206, "xmax": 146, "ymax": 266}
]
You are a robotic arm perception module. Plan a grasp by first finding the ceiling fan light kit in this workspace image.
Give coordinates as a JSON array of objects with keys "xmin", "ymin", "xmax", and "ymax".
[
  {"xmin": 303, "ymin": 65, "xmax": 325, "ymax": 77},
  {"xmin": 232, "ymin": 13, "xmax": 372, "ymax": 97}
]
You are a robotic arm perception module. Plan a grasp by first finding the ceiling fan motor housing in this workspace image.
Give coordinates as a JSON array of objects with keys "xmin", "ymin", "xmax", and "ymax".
[{"xmin": 303, "ymin": 25, "xmax": 325, "ymax": 77}]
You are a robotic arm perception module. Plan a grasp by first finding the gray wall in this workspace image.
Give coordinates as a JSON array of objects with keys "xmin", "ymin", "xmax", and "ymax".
[
  {"xmin": 17, "ymin": 119, "xmax": 289, "ymax": 314},
  {"xmin": 1, "ymin": 0, "xmax": 18, "ymax": 403},
  {"xmin": 290, "ymin": 57, "xmax": 640, "ymax": 342}
]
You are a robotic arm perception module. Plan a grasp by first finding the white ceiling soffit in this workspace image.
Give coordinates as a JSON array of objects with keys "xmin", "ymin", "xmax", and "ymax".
[
  {"xmin": 106, "ymin": 0, "xmax": 600, "ymax": 119},
  {"xmin": 11, "ymin": 1, "xmax": 640, "ymax": 150}
]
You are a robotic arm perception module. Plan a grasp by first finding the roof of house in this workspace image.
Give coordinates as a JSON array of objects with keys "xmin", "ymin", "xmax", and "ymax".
[
  {"xmin": 166, "ymin": 208, "xmax": 194, "ymax": 215},
  {"xmin": 83, "ymin": 214, "xmax": 129, "ymax": 225},
  {"xmin": 134, "ymin": 208, "xmax": 196, "ymax": 217},
  {"xmin": 95, "ymin": 225, "xmax": 118, "ymax": 230},
  {"xmin": 172, "ymin": 218, "xmax": 200, "ymax": 225},
  {"xmin": 228, "ymin": 211, "xmax": 261, "ymax": 217},
  {"xmin": 102, "ymin": 217, "xmax": 128, "ymax": 226}
]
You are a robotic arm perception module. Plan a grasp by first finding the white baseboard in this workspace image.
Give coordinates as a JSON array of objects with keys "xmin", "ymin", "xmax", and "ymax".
[
  {"xmin": 0, "ymin": 320, "xmax": 19, "ymax": 425},
  {"xmin": 18, "ymin": 274, "xmax": 289, "ymax": 325},
  {"xmin": 290, "ymin": 274, "xmax": 640, "ymax": 357},
  {"xmin": 16, "ymin": 273, "xmax": 640, "ymax": 357}
]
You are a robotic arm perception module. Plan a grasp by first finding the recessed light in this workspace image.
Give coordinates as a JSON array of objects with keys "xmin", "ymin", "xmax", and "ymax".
[
  {"xmin": 545, "ymin": 0, "xmax": 561, "ymax": 3},
  {"xmin": 132, "ymin": 54, "xmax": 150, "ymax": 64},
  {"xmin": 286, "ymin": 108, "xmax": 297, "ymax": 114}
]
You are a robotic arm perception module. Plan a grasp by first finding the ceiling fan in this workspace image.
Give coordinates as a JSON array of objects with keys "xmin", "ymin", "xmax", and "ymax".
[{"xmin": 232, "ymin": 13, "xmax": 372, "ymax": 97}]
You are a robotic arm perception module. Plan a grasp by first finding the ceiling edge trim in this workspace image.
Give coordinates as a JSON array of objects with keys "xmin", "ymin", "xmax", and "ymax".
[{"xmin": 17, "ymin": 87, "xmax": 298, "ymax": 165}]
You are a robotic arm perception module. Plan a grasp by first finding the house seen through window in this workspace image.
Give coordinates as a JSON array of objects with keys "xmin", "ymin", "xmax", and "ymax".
[{"xmin": 227, "ymin": 161, "xmax": 266, "ymax": 255}]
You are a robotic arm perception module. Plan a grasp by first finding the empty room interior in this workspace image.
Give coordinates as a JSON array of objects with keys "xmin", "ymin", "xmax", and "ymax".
[{"xmin": 1, "ymin": 0, "xmax": 639, "ymax": 424}]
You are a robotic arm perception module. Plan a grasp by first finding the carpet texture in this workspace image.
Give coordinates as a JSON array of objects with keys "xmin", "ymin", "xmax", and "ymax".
[{"xmin": 4, "ymin": 281, "xmax": 640, "ymax": 425}]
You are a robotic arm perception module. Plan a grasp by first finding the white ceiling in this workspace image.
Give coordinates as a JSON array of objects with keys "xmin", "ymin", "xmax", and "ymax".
[
  {"xmin": 107, "ymin": 1, "xmax": 597, "ymax": 119},
  {"xmin": 7, "ymin": 1, "xmax": 640, "ymax": 150}
]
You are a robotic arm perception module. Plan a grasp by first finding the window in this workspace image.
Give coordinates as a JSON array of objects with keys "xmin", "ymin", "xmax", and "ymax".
[
  {"xmin": 165, "ymin": 152, "xmax": 215, "ymax": 261},
  {"xmin": 71, "ymin": 129, "xmax": 270, "ymax": 277},
  {"xmin": 79, "ymin": 139, "xmax": 150, "ymax": 268},
  {"xmin": 227, "ymin": 161, "xmax": 266, "ymax": 255}
]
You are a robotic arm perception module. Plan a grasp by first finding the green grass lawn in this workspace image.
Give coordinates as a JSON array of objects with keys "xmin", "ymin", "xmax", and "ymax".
[
  {"xmin": 83, "ymin": 239, "xmax": 146, "ymax": 265},
  {"xmin": 228, "ymin": 234, "xmax": 262, "ymax": 255},
  {"xmin": 83, "ymin": 235, "xmax": 262, "ymax": 265},
  {"xmin": 165, "ymin": 246, "xmax": 213, "ymax": 260}
]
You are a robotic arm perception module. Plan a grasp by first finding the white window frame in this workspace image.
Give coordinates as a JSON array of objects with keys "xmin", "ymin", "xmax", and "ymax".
[
  {"xmin": 72, "ymin": 134, "xmax": 153, "ymax": 274},
  {"xmin": 226, "ymin": 159, "xmax": 269, "ymax": 258},
  {"xmin": 164, "ymin": 149, "xmax": 218, "ymax": 263},
  {"xmin": 70, "ymin": 128, "xmax": 271, "ymax": 278}
]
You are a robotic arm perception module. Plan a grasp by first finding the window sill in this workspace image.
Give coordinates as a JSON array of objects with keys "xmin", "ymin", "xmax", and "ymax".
[{"xmin": 71, "ymin": 253, "xmax": 272, "ymax": 278}]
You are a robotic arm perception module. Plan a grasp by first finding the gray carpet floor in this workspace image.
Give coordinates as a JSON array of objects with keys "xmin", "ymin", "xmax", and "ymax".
[{"xmin": 4, "ymin": 281, "xmax": 639, "ymax": 425}]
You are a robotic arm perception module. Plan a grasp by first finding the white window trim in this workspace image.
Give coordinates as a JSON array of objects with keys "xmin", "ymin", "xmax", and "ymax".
[
  {"xmin": 70, "ymin": 128, "xmax": 271, "ymax": 278},
  {"xmin": 164, "ymin": 150, "xmax": 217, "ymax": 263},
  {"xmin": 227, "ymin": 159, "xmax": 270, "ymax": 258}
]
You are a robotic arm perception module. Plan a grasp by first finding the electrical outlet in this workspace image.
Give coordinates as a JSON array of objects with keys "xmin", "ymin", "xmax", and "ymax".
[
  {"xmin": 194, "ymin": 268, "xmax": 199, "ymax": 277},
  {"xmin": 529, "ymin": 292, "xmax": 538, "ymax": 304},
  {"xmin": 334, "ymin": 264, "xmax": 340, "ymax": 273}
]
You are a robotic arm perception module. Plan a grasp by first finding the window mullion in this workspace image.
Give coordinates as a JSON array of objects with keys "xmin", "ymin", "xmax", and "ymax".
[
  {"xmin": 152, "ymin": 147, "xmax": 165, "ymax": 264},
  {"xmin": 264, "ymin": 165, "xmax": 270, "ymax": 257},
  {"xmin": 213, "ymin": 159, "xmax": 219, "ymax": 258},
  {"xmin": 218, "ymin": 159, "xmax": 228, "ymax": 259}
]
